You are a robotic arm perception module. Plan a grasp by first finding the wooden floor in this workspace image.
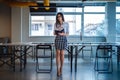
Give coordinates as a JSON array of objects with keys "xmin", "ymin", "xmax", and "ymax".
[{"xmin": 0, "ymin": 55, "xmax": 120, "ymax": 80}]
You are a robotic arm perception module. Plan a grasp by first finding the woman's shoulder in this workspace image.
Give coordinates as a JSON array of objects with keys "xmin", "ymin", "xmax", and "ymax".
[
  {"xmin": 63, "ymin": 22, "xmax": 68, "ymax": 24},
  {"xmin": 63, "ymin": 22, "xmax": 69, "ymax": 27}
]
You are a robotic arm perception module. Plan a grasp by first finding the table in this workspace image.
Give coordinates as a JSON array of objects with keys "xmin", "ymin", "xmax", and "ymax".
[
  {"xmin": 1, "ymin": 42, "xmax": 120, "ymax": 72},
  {"xmin": 71, "ymin": 42, "xmax": 120, "ymax": 72},
  {"xmin": 0, "ymin": 42, "xmax": 37, "ymax": 71}
]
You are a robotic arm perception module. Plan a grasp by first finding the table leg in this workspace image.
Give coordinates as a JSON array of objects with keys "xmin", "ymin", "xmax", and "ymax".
[
  {"xmin": 12, "ymin": 46, "xmax": 15, "ymax": 72},
  {"xmin": 70, "ymin": 46, "xmax": 73, "ymax": 72},
  {"xmin": 75, "ymin": 46, "xmax": 85, "ymax": 72},
  {"xmin": 75, "ymin": 46, "xmax": 78, "ymax": 72}
]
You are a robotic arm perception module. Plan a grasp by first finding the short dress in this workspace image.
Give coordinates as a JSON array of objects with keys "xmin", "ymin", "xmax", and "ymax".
[{"xmin": 54, "ymin": 22, "xmax": 69, "ymax": 50}]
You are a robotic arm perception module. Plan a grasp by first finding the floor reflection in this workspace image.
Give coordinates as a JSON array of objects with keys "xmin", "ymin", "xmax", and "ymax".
[{"xmin": 0, "ymin": 57, "xmax": 120, "ymax": 80}]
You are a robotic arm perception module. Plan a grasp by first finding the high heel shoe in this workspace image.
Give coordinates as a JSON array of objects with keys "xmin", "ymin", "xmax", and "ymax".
[
  {"xmin": 57, "ymin": 72, "xmax": 61, "ymax": 77},
  {"xmin": 57, "ymin": 73, "xmax": 60, "ymax": 77},
  {"xmin": 60, "ymin": 68, "xmax": 62, "ymax": 75},
  {"xmin": 57, "ymin": 69, "xmax": 61, "ymax": 77}
]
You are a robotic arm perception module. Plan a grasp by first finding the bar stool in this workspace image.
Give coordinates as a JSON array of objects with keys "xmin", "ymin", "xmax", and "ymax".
[
  {"xmin": 94, "ymin": 45, "xmax": 113, "ymax": 73},
  {"xmin": 36, "ymin": 44, "xmax": 52, "ymax": 73}
]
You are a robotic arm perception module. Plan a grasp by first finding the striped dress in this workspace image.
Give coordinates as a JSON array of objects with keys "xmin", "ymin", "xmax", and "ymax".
[{"xmin": 54, "ymin": 22, "xmax": 69, "ymax": 50}]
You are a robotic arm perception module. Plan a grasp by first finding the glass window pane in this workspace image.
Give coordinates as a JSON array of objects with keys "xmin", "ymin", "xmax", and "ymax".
[
  {"xmin": 31, "ymin": 16, "xmax": 55, "ymax": 36},
  {"xmin": 65, "ymin": 15, "xmax": 81, "ymax": 35},
  {"xmin": 116, "ymin": 7, "xmax": 120, "ymax": 12},
  {"xmin": 76, "ymin": 8, "xmax": 82, "ymax": 12},
  {"xmin": 57, "ymin": 7, "xmax": 82, "ymax": 12},
  {"xmin": 84, "ymin": 14, "xmax": 106, "ymax": 36},
  {"xmin": 116, "ymin": 14, "xmax": 120, "ymax": 36},
  {"xmin": 84, "ymin": 6, "xmax": 105, "ymax": 12}
]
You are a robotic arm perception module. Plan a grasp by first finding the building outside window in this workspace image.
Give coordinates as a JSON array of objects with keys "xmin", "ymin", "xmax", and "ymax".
[{"xmin": 84, "ymin": 6, "xmax": 105, "ymax": 36}]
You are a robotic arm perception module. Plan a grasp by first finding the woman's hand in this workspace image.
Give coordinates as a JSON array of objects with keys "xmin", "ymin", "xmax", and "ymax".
[{"xmin": 58, "ymin": 33, "xmax": 65, "ymax": 36}]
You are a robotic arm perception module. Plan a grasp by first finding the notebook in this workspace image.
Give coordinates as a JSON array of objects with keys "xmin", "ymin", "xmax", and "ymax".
[{"xmin": 55, "ymin": 29, "xmax": 64, "ymax": 35}]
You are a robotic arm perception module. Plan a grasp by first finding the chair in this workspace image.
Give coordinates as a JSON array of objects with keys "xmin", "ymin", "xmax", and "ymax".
[
  {"xmin": 36, "ymin": 44, "xmax": 52, "ymax": 73},
  {"xmin": 94, "ymin": 45, "xmax": 113, "ymax": 73},
  {"xmin": 81, "ymin": 43, "xmax": 93, "ymax": 59},
  {"xmin": 116, "ymin": 46, "xmax": 120, "ymax": 68},
  {"xmin": 0, "ymin": 37, "xmax": 15, "ymax": 71}
]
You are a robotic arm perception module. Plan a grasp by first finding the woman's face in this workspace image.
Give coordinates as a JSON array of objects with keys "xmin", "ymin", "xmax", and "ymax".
[{"xmin": 57, "ymin": 14, "xmax": 63, "ymax": 22}]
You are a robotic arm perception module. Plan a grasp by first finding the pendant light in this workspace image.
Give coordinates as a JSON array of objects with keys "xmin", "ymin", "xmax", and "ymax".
[{"xmin": 44, "ymin": 0, "xmax": 50, "ymax": 10}]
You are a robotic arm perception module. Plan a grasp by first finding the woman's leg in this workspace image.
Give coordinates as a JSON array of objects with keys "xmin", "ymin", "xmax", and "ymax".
[
  {"xmin": 56, "ymin": 49, "xmax": 61, "ymax": 76},
  {"xmin": 60, "ymin": 50, "xmax": 65, "ymax": 74}
]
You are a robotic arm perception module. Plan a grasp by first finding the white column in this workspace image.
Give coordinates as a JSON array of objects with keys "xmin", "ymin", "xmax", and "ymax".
[
  {"xmin": 105, "ymin": 2, "xmax": 116, "ymax": 42},
  {"xmin": 11, "ymin": 7, "xmax": 22, "ymax": 42}
]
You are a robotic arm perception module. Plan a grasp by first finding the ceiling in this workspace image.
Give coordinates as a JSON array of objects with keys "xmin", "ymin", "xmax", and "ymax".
[
  {"xmin": 17, "ymin": 0, "xmax": 116, "ymax": 3},
  {"xmin": 1, "ymin": 0, "xmax": 116, "ymax": 3},
  {"xmin": 0, "ymin": 0, "xmax": 117, "ymax": 7},
  {"xmin": 38, "ymin": 0, "xmax": 116, "ymax": 2}
]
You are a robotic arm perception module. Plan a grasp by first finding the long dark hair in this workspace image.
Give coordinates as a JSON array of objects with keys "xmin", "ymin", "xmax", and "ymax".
[{"xmin": 55, "ymin": 12, "xmax": 65, "ymax": 25}]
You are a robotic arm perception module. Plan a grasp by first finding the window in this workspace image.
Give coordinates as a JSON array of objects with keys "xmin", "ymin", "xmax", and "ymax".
[
  {"xmin": 84, "ymin": 6, "xmax": 105, "ymax": 36},
  {"xmin": 84, "ymin": 6, "xmax": 105, "ymax": 12},
  {"xmin": 116, "ymin": 6, "xmax": 120, "ymax": 36},
  {"xmin": 30, "ymin": 5, "xmax": 106, "ymax": 36},
  {"xmin": 65, "ymin": 15, "xmax": 81, "ymax": 35},
  {"xmin": 30, "ymin": 7, "xmax": 82, "ymax": 36},
  {"xmin": 84, "ymin": 14, "xmax": 105, "ymax": 36},
  {"xmin": 30, "ymin": 16, "xmax": 55, "ymax": 36}
]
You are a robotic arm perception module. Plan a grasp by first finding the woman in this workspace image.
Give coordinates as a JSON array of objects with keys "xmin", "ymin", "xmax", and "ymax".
[{"xmin": 53, "ymin": 12, "xmax": 69, "ymax": 77}]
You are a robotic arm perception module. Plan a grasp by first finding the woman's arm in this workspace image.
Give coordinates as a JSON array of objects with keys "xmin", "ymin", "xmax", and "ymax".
[
  {"xmin": 54, "ymin": 22, "xmax": 69, "ymax": 36},
  {"xmin": 58, "ymin": 32, "xmax": 69, "ymax": 36},
  {"xmin": 59, "ymin": 22, "xmax": 69, "ymax": 36},
  {"xmin": 53, "ymin": 23, "xmax": 57, "ymax": 36}
]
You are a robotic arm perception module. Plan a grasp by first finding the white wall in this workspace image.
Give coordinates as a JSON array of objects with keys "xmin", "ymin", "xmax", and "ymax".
[{"xmin": 11, "ymin": 7, "xmax": 22, "ymax": 42}]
